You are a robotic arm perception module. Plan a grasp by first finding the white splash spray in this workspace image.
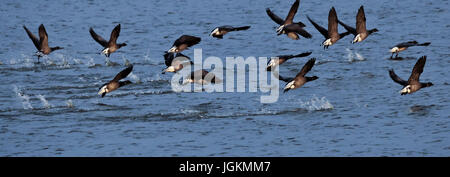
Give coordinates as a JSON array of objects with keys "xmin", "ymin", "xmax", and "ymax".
[
  {"xmin": 12, "ymin": 85, "xmax": 33, "ymax": 109},
  {"xmin": 66, "ymin": 99, "xmax": 74, "ymax": 108},
  {"xmin": 37, "ymin": 95, "xmax": 52, "ymax": 109},
  {"xmin": 300, "ymin": 95, "xmax": 334, "ymax": 111},
  {"xmin": 128, "ymin": 73, "xmax": 141, "ymax": 84},
  {"xmin": 346, "ymin": 48, "xmax": 366, "ymax": 62}
]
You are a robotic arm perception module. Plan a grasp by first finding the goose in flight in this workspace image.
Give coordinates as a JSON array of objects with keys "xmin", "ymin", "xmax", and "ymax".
[
  {"xmin": 307, "ymin": 7, "xmax": 350, "ymax": 49},
  {"xmin": 266, "ymin": 0, "xmax": 311, "ymax": 40},
  {"xmin": 89, "ymin": 24, "xmax": 127, "ymax": 57},
  {"xmin": 23, "ymin": 24, "xmax": 63, "ymax": 63},
  {"xmin": 389, "ymin": 56, "xmax": 433, "ymax": 95}
]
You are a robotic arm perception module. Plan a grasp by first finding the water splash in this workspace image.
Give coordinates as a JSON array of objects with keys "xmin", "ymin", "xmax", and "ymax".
[
  {"xmin": 86, "ymin": 57, "xmax": 97, "ymax": 68},
  {"xmin": 37, "ymin": 95, "xmax": 52, "ymax": 109},
  {"xmin": 12, "ymin": 85, "xmax": 33, "ymax": 109},
  {"xmin": 346, "ymin": 48, "xmax": 366, "ymax": 62},
  {"xmin": 128, "ymin": 73, "xmax": 141, "ymax": 84},
  {"xmin": 300, "ymin": 95, "xmax": 334, "ymax": 111},
  {"xmin": 66, "ymin": 99, "xmax": 74, "ymax": 108}
]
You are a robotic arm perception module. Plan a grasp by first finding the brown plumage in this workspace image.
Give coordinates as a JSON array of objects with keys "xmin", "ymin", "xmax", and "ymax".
[
  {"xmin": 162, "ymin": 52, "xmax": 193, "ymax": 74},
  {"xmin": 266, "ymin": 52, "xmax": 312, "ymax": 71},
  {"xmin": 98, "ymin": 65, "xmax": 133, "ymax": 97},
  {"xmin": 389, "ymin": 56, "xmax": 433, "ymax": 95},
  {"xmin": 266, "ymin": 0, "xmax": 311, "ymax": 40},
  {"xmin": 338, "ymin": 6, "xmax": 378, "ymax": 44},
  {"xmin": 167, "ymin": 35, "xmax": 201, "ymax": 53},
  {"xmin": 183, "ymin": 69, "xmax": 221, "ymax": 85},
  {"xmin": 23, "ymin": 24, "xmax": 63, "ymax": 63},
  {"xmin": 89, "ymin": 24, "xmax": 127, "ymax": 57},
  {"xmin": 210, "ymin": 26, "xmax": 251, "ymax": 39},
  {"xmin": 390, "ymin": 41, "xmax": 431, "ymax": 58},
  {"xmin": 307, "ymin": 7, "xmax": 350, "ymax": 49},
  {"xmin": 282, "ymin": 58, "xmax": 319, "ymax": 92}
]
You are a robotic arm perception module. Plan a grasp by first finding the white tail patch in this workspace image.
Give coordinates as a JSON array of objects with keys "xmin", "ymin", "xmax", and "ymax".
[
  {"xmin": 390, "ymin": 47, "xmax": 399, "ymax": 53},
  {"xmin": 267, "ymin": 59, "xmax": 278, "ymax": 67},
  {"xmin": 323, "ymin": 38, "xmax": 333, "ymax": 46},
  {"xmin": 284, "ymin": 80, "xmax": 295, "ymax": 90},
  {"xmin": 276, "ymin": 25, "xmax": 285, "ymax": 34},
  {"xmin": 400, "ymin": 85, "xmax": 411, "ymax": 94},
  {"xmin": 353, "ymin": 34, "xmax": 361, "ymax": 43},
  {"xmin": 102, "ymin": 48, "xmax": 110, "ymax": 54},
  {"xmin": 98, "ymin": 85, "xmax": 108, "ymax": 95},
  {"xmin": 210, "ymin": 28, "xmax": 219, "ymax": 36},
  {"xmin": 168, "ymin": 46, "xmax": 177, "ymax": 53}
]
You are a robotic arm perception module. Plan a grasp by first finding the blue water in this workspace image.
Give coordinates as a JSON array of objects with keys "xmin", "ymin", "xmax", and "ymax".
[{"xmin": 0, "ymin": 0, "xmax": 449, "ymax": 156}]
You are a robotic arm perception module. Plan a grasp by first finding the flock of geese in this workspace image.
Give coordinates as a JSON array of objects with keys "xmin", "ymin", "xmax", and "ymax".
[{"xmin": 21, "ymin": 0, "xmax": 433, "ymax": 98}]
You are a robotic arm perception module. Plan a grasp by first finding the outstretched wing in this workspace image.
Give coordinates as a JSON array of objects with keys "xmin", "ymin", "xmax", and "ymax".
[
  {"xmin": 112, "ymin": 65, "xmax": 133, "ymax": 82},
  {"xmin": 284, "ymin": 0, "xmax": 299, "ymax": 25},
  {"xmin": 389, "ymin": 69, "xmax": 408, "ymax": 86},
  {"xmin": 163, "ymin": 52, "xmax": 174, "ymax": 67},
  {"xmin": 89, "ymin": 27, "xmax": 108, "ymax": 47},
  {"xmin": 38, "ymin": 24, "xmax": 49, "ymax": 50},
  {"xmin": 266, "ymin": 8, "xmax": 284, "ymax": 25},
  {"xmin": 408, "ymin": 56, "xmax": 426, "ymax": 83},
  {"xmin": 328, "ymin": 7, "xmax": 339, "ymax": 39},
  {"xmin": 356, "ymin": 6, "xmax": 367, "ymax": 34},
  {"xmin": 174, "ymin": 35, "xmax": 201, "ymax": 47},
  {"xmin": 284, "ymin": 24, "xmax": 312, "ymax": 38},
  {"xmin": 23, "ymin": 25, "xmax": 41, "ymax": 50},
  {"xmin": 109, "ymin": 24, "xmax": 121, "ymax": 46},
  {"xmin": 296, "ymin": 58, "xmax": 316, "ymax": 77},
  {"xmin": 307, "ymin": 16, "xmax": 328, "ymax": 39},
  {"xmin": 337, "ymin": 20, "xmax": 357, "ymax": 35}
]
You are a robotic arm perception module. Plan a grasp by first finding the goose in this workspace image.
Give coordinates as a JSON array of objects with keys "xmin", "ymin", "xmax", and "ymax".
[
  {"xmin": 89, "ymin": 24, "xmax": 127, "ymax": 57},
  {"xmin": 282, "ymin": 58, "xmax": 319, "ymax": 92},
  {"xmin": 266, "ymin": 0, "xmax": 311, "ymax": 40},
  {"xmin": 390, "ymin": 41, "xmax": 430, "ymax": 59},
  {"xmin": 23, "ymin": 24, "xmax": 63, "ymax": 63},
  {"xmin": 167, "ymin": 35, "xmax": 201, "ymax": 53},
  {"xmin": 307, "ymin": 7, "xmax": 350, "ymax": 49},
  {"xmin": 389, "ymin": 56, "xmax": 433, "ymax": 95},
  {"xmin": 337, "ymin": 6, "xmax": 378, "ymax": 44},
  {"xmin": 98, "ymin": 65, "xmax": 133, "ymax": 97},
  {"xmin": 210, "ymin": 25, "xmax": 251, "ymax": 39},
  {"xmin": 162, "ymin": 52, "xmax": 193, "ymax": 74},
  {"xmin": 182, "ymin": 69, "xmax": 221, "ymax": 85},
  {"xmin": 267, "ymin": 52, "xmax": 312, "ymax": 71}
]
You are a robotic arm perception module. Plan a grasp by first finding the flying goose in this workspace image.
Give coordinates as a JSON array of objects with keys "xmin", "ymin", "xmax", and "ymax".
[
  {"xmin": 98, "ymin": 65, "xmax": 133, "ymax": 97},
  {"xmin": 23, "ymin": 24, "xmax": 63, "ymax": 63},
  {"xmin": 167, "ymin": 35, "xmax": 201, "ymax": 53},
  {"xmin": 389, "ymin": 56, "xmax": 433, "ymax": 95},
  {"xmin": 89, "ymin": 24, "xmax": 127, "ymax": 57},
  {"xmin": 390, "ymin": 41, "xmax": 431, "ymax": 59},
  {"xmin": 307, "ymin": 7, "xmax": 350, "ymax": 49},
  {"xmin": 162, "ymin": 52, "xmax": 193, "ymax": 74},
  {"xmin": 266, "ymin": 52, "xmax": 312, "ymax": 71},
  {"xmin": 266, "ymin": 0, "xmax": 312, "ymax": 40},
  {"xmin": 282, "ymin": 58, "xmax": 319, "ymax": 92},
  {"xmin": 210, "ymin": 25, "xmax": 251, "ymax": 39},
  {"xmin": 338, "ymin": 6, "xmax": 378, "ymax": 44}
]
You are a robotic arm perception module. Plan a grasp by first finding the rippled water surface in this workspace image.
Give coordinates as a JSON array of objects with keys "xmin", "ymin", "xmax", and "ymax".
[{"xmin": 0, "ymin": 0, "xmax": 449, "ymax": 156}]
